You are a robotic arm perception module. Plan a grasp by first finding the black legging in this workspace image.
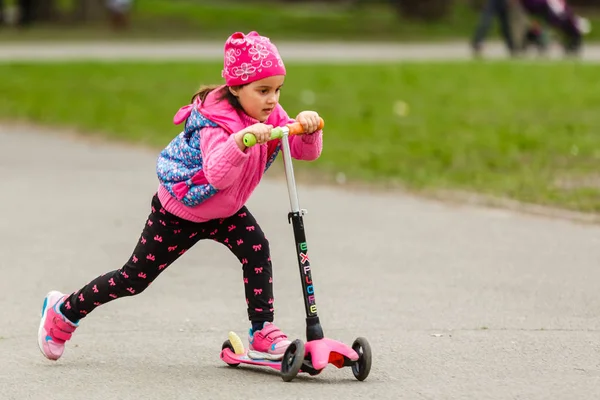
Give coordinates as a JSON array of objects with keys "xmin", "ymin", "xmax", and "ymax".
[{"xmin": 60, "ymin": 194, "xmax": 275, "ymax": 325}]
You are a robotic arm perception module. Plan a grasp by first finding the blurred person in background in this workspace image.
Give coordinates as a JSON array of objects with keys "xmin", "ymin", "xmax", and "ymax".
[
  {"xmin": 106, "ymin": 0, "xmax": 132, "ymax": 29},
  {"xmin": 471, "ymin": 0, "xmax": 517, "ymax": 57}
]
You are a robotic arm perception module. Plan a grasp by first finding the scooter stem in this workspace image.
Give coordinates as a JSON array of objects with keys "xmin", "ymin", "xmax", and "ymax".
[
  {"xmin": 280, "ymin": 130, "xmax": 300, "ymax": 213},
  {"xmin": 280, "ymin": 130, "xmax": 324, "ymax": 342}
]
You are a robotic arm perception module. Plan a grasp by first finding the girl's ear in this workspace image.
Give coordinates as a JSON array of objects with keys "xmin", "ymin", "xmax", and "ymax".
[{"xmin": 228, "ymin": 86, "xmax": 240, "ymax": 97}]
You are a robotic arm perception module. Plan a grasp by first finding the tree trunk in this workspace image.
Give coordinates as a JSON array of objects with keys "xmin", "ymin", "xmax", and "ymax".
[{"xmin": 36, "ymin": 0, "xmax": 60, "ymax": 22}]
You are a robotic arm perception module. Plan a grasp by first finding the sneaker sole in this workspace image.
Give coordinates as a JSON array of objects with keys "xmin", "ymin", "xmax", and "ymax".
[
  {"xmin": 37, "ymin": 290, "xmax": 64, "ymax": 361},
  {"xmin": 247, "ymin": 349, "xmax": 284, "ymax": 361}
]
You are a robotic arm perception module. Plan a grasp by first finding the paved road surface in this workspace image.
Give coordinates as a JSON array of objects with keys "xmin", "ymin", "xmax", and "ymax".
[
  {"xmin": 1, "ymin": 40, "xmax": 599, "ymax": 399},
  {"xmin": 2, "ymin": 40, "xmax": 600, "ymax": 62},
  {"xmin": 1, "ymin": 124, "xmax": 599, "ymax": 400}
]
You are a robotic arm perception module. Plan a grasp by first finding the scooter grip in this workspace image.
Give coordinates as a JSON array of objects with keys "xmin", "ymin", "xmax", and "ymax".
[
  {"xmin": 242, "ymin": 133, "xmax": 258, "ymax": 147},
  {"xmin": 243, "ymin": 127, "xmax": 284, "ymax": 148},
  {"xmin": 242, "ymin": 117, "xmax": 324, "ymax": 148},
  {"xmin": 287, "ymin": 117, "xmax": 325, "ymax": 136}
]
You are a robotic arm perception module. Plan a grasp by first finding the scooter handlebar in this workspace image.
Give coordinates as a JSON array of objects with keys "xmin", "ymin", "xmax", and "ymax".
[{"xmin": 243, "ymin": 118, "xmax": 324, "ymax": 148}]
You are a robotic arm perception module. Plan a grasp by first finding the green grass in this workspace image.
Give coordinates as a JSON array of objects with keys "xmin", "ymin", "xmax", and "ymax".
[
  {"xmin": 1, "ymin": 60, "xmax": 599, "ymax": 212},
  {"xmin": 2, "ymin": 0, "xmax": 600, "ymax": 42},
  {"xmin": 0, "ymin": 0, "xmax": 476, "ymax": 42},
  {"xmin": 130, "ymin": 0, "xmax": 479, "ymax": 41}
]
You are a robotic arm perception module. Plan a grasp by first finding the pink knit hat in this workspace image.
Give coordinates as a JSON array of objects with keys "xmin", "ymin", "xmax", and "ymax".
[{"xmin": 221, "ymin": 31, "xmax": 286, "ymax": 87}]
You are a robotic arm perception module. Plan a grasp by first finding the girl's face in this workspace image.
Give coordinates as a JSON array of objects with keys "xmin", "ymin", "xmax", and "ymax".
[{"xmin": 229, "ymin": 75, "xmax": 285, "ymax": 122}]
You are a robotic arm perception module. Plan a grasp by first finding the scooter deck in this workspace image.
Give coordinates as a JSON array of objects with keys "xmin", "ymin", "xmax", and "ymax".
[
  {"xmin": 220, "ymin": 331, "xmax": 285, "ymax": 371},
  {"xmin": 220, "ymin": 348, "xmax": 283, "ymax": 371}
]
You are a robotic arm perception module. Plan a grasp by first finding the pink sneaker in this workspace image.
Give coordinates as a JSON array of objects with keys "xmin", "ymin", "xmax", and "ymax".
[
  {"xmin": 38, "ymin": 291, "xmax": 78, "ymax": 361},
  {"xmin": 247, "ymin": 322, "xmax": 291, "ymax": 361}
]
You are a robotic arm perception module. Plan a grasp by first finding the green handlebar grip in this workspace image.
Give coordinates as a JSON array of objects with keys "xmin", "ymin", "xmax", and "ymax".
[
  {"xmin": 243, "ymin": 127, "xmax": 284, "ymax": 148},
  {"xmin": 242, "ymin": 133, "xmax": 257, "ymax": 147}
]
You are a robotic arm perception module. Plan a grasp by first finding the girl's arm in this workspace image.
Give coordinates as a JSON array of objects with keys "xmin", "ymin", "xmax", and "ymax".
[
  {"xmin": 288, "ymin": 127, "xmax": 323, "ymax": 161},
  {"xmin": 200, "ymin": 127, "xmax": 250, "ymax": 189},
  {"xmin": 283, "ymin": 112, "xmax": 323, "ymax": 161}
]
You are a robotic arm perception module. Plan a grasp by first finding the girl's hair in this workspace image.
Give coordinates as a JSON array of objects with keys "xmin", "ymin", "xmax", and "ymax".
[{"xmin": 191, "ymin": 84, "xmax": 244, "ymax": 110}]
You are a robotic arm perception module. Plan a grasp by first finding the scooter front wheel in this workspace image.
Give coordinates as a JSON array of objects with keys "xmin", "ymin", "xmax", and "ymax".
[
  {"xmin": 351, "ymin": 337, "xmax": 372, "ymax": 381},
  {"xmin": 280, "ymin": 339, "xmax": 305, "ymax": 382}
]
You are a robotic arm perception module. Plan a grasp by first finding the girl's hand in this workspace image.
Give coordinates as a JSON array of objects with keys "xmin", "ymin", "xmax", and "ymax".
[
  {"xmin": 295, "ymin": 111, "xmax": 321, "ymax": 134},
  {"xmin": 235, "ymin": 123, "xmax": 274, "ymax": 150}
]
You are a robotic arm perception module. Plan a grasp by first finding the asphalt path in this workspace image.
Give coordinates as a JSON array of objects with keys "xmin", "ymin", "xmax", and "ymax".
[
  {"xmin": 1, "ymin": 39, "xmax": 599, "ymax": 400},
  {"xmin": 1, "ymin": 124, "xmax": 599, "ymax": 400},
  {"xmin": 2, "ymin": 40, "xmax": 600, "ymax": 62}
]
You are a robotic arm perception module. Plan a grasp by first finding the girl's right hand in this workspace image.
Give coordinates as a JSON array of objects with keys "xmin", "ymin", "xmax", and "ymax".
[{"xmin": 235, "ymin": 123, "xmax": 273, "ymax": 150}]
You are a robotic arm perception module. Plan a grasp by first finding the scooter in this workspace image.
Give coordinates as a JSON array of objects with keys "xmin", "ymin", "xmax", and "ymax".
[{"xmin": 219, "ymin": 118, "xmax": 372, "ymax": 382}]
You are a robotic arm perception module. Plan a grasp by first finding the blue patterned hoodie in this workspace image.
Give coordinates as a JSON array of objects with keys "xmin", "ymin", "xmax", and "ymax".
[
  {"xmin": 154, "ymin": 86, "xmax": 323, "ymax": 222},
  {"xmin": 156, "ymin": 107, "xmax": 280, "ymax": 208}
]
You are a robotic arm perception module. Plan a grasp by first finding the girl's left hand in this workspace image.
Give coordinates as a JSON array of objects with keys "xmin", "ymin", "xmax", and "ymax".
[{"xmin": 295, "ymin": 111, "xmax": 321, "ymax": 134}]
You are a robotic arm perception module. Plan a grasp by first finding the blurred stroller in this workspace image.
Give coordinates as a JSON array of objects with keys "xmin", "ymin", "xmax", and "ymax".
[{"xmin": 509, "ymin": 0, "xmax": 591, "ymax": 56}]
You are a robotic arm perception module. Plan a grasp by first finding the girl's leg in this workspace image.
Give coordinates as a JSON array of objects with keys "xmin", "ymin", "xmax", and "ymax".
[
  {"xmin": 212, "ymin": 207, "xmax": 290, "ymax": 360},
  {"xmin": 60, "ymin": 194, "xmax": 205, "ymax": 323},
  {"xmin": 40, "ymin": 194, "xmax": 207, "ymax": 360},
  {"xmin": 212, "ymin": 207, "xmax": 274, "ymax": 326}
]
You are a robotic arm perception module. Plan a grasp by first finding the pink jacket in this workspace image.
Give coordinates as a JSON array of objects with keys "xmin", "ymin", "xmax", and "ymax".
[{"xmin": 158, "ymin": 86, "xmax": 323, "ymax": 223}]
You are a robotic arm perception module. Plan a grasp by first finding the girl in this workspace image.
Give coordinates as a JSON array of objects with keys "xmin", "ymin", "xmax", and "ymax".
[{"xmin": 38, "ymin": 31, "xmax": 324, "ymax": 362}]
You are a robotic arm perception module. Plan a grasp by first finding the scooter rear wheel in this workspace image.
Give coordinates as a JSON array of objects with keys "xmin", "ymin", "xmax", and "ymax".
[
  {"xmin": 280, "ymin": 339, "xmax": 305, "ymax": 382},
  {"xmin": 221, "ymin": 340, "xmax": 240, "ymax": 367},
  {"xmin": 351, "ymin": 337, "xmax": 372, "ymax": 381}
]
